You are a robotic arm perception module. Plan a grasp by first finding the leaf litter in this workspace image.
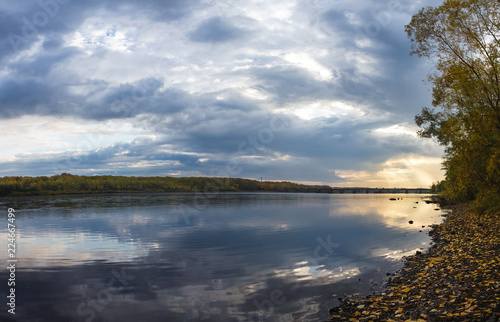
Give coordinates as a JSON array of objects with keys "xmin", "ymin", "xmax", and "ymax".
[{"xmin": 327, "ymin": 204, "xmax": 499, "ymax": 321}]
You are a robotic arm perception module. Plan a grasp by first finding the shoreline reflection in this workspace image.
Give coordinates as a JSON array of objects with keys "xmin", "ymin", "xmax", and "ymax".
[{"xmin": 0, "ymin": 193, "xmax": 442, "ymax": 321}]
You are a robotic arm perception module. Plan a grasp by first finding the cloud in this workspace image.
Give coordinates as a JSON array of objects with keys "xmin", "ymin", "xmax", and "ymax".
[
  {"xmin": 0, "ymin": 0, "xmax": 445, "ymax": 186},
  {"xmin": 188, "ymin": 17, "xmax": 247, "ymax": 43}
]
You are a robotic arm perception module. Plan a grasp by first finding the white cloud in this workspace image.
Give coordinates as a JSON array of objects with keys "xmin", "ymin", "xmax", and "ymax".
[
  {"xmin": 0, "ymin": 115, "xmax": 150, "ymax": 159},
  {"xmin": 283, "ymin": 52, "xmax": 333, "ymax": 81},
  {"xmin": 374, "ymin": 123, "xmax": 418, "ymax": 137},
  {"xmin": 279, "ymin": 100, "xmax": 368, "ymax": 121}
]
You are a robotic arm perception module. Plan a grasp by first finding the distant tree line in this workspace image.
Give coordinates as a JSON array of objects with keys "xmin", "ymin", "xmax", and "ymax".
[
  {"xmin": 430, "ymin": 181, "xmax": 446, "ymax": 194},
  {"xmin": 0, "ymin": 173, "xmax": 334, "ymax": 197}
]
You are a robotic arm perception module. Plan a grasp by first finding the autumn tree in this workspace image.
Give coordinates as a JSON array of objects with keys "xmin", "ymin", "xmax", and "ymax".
[{"xmin": 407, "ymin": 0, "xmax": 500, "ymax": 211}]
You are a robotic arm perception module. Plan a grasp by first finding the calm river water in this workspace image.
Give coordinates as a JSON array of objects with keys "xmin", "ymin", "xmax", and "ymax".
[{"xmin": 0, "ymin": 193, "xmax": 443, "ymax": 322}]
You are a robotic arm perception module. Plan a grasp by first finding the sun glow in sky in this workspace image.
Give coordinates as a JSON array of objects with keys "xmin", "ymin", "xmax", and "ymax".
[{"xmin": 0, "ymin": 0, "xmax": 444, "ymax": 187}]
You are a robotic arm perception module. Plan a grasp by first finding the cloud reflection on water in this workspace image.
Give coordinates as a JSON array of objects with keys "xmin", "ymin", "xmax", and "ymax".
[{"xmin": 0, "ymin": 193, "xmax": 442, "ymax": 321}]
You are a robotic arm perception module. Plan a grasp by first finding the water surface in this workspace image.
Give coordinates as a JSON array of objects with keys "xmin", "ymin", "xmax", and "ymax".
[{"xmin": 0, "ymin": 193, "xmax": 443, "ymax": 321}]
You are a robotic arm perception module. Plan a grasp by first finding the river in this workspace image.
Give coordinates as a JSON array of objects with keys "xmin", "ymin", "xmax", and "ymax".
[{"xmin": 0, "ymin": 192, "xmax": 443, "ymax": 321}]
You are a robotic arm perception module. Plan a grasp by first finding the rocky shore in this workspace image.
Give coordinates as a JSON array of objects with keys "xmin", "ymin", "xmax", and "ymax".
[{"xmin": 327, "ymin": 204, "xmax": 500, "ymax": 321}]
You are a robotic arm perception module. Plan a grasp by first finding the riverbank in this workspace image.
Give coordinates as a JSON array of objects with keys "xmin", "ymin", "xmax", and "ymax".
[
  {"xmin": 0, "ymin": 174, "xmax": 430, "ymax": 196},
  {"xmin": 327, "ymin": 204, "xmax": 500, "ymax": 321}
]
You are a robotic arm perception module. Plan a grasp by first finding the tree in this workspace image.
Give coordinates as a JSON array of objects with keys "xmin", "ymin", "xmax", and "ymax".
[{"xmin": 407, "ymin": 0, "xmax": 500, "ymax": 211}]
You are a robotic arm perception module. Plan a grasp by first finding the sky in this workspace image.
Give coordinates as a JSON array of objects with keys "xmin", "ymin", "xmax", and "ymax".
[{"xmin": 0, "ymin": 0, "xmax": 445, "ymax": 188}]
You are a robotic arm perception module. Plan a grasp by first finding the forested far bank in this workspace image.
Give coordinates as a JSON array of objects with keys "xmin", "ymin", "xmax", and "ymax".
[
  {"xmin": 0, "ymin": 174, "xmax": 430, "ymax": 197},
  {"xmin": 0, "ymin": 174, "xmax": 334, "ymax": 196},
  {"xmin": 0, "ymin": 174, "xmax": 314, "ymax": 196}
]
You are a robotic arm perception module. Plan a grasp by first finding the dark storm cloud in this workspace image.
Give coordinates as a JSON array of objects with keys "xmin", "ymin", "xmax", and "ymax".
[
  {"xmin": 319, "ymin": 2, "xmax": 434, "ymax": 114},
  {"xmin": 254, "ymin": 67, "xmax": 327, "ymax": 103},
  {"xmin": 321, "ymin": 9, "xmax": 352, "ymax": 36},
  {"xmin": 0, "ymin": 0, "xmax": 197, "ymax": 59},
  {"xmin": 0, "ymin": 75, "xmax": 192, "ymax": 120},
  {"xmin": 10, "ymin": 46, "xmax": 78, "ymax": 77},
  {"xmin": 0, "ymin": 79, "xmax": 55, "ymax": 117},
  {"xmin": 239, "ymin": 119, "xmax": 418, "ymax": 172},
  {"xmin": 188, "ymin": 17, "xmax": 246, "ymax": 43}
]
